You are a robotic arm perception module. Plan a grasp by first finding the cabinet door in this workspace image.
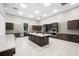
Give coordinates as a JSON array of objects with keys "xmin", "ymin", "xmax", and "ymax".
[
  {"xmin": 43, "ymin": 25, "xmax": 46, "ymax": 32},
  {"xmin": 14, "ymin": 33, "xmax": 20, "ymax": 37},
  {"xmin": 52, "ymin": 23, "xmax": 57, "ymax": 28},
  {"xmin": 35, "ymin": 37, "xmax": 40, "ymax": 44},
  {"xmin": 68, "ymin": 21, "xmax": 76, "ymax": 29},
  {"xmin": 24, "ymin": 23, "xmax": 28, "ymax": 31},
  {"xmin": 46, "ymin": 25, "xmax": 48, "ymax": 32},
  {"xmin": 68, "ymin": 20, "xmax": 79, "ymax": 29},
  {"xmin": 73, "ymin": 35, "xmax": 79, "ymax": 43},
  {"xmin": 0, "ymin": 48, "xmax": 15, "ymax": 56},
  {"xmin": 6, "ymin": 23, "xmax": 13, "ymax": 30},
  {"xmin": 40, "ymin": 37, "xmax": 49, "ymax": 46}
]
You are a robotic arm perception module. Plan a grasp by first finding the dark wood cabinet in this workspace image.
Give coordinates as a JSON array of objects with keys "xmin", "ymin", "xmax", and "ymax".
[
  {"xmin": 14, "ymin": 33, "xmax": 20, "ymax": 37},
  {"xmin": 24, "ymin": 32, "xmax": 27, "ymax": 36},
  {"xmin": 57, "ymin": 33, "xmax": 79, "ymax": 43},
  {"xmin": 24, "ymin": 32, "xmax": 31, "ymax": 36},
  {"xmin": 67, "ymin": 34, "xmax": 79, "ymax": 43},
  {"xmin": 68, "ymin": 19, "xmax": 79, "ymax": 30},
  {"xmin": 28, "ymin": 34, "xmax": 49, "ymax": 47},
  {"xmin": 24, "ymin": 23, "xmax": 28, "ymax": 31},
  {"xmin": 6, "ymin": 23, "xmax": 14, "ymax": 30},
  {"xmin": 43, "ymin": 23, "xmax": 58, "ymax": 33},
  {"xmin": 43, "ymin": 23, "xmax": 58, "ymax": 37},
  {"xmin": 0, "ymin": 48, "xmax": 15, "ymax": 56},
  {"xmin": 32, "ymin": 25, "xmax": 42, "ymax": 32}
]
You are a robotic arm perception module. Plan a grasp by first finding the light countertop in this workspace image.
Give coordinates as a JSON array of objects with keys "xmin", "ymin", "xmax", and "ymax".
[
  {"xmin": 0, "ymin": 34, "xmax": 15, "ymax": 52},
  {"xmin": 29, "ymin": 33, "xmax": 51, "ymax": 37}
]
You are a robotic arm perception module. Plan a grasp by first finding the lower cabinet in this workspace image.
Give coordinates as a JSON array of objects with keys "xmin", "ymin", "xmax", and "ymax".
[
  {"xmin": 0, "ymin": 48, "xmax": 15, "ymax": 56},
  {"xmin": 29, "ymin": 35, "xmax": 49, "ymax": 47},
  {"xmin": 24, "ymin": 32, "xmax": 28, "ymax": 36},
  {"xmin": 14, "ymin": 33, "xmax": 20, "ymax": 37},
  {"xmin": 40, "ymin": 37, "xmax": 49, "ymax": 46},
  {"xmin": 67, "ymin": 34, "xmax": 79, "ymax": 43},
  {"xmin": 57, "ymin": 33, "xmax": 79, "ymax": 43},
  {"xmin": 35, "ymin": 37, "xmax": 40, "ymax": 45}
]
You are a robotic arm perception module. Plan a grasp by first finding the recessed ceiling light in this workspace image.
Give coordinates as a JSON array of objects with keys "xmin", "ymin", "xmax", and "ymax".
[
  {"xmin": 34, "ymin": 10, "xmax": 39, "ymax": 14},
  {"xmin": 18, "ymin": 11, "xmax": 23, "ymax": 14},
  {"xmin": 20, "ymin": 3, "xmax": 26, "ymax": 8},
  {"xmin": 43, "ymin": 14, "xmax": 47, "ymax": 17},
  {"xmin": 53, "ymin": 9, "xmax": 58, "ymax": 13},
  {"xmin": 44, "ymin": 3, "xmax": 51, "ymax": 6}
]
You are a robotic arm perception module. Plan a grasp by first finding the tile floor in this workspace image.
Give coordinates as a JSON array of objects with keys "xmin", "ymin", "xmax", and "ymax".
[{"xmin": 14, "ymin": 37, "xmax": 79, "ymax": 56}]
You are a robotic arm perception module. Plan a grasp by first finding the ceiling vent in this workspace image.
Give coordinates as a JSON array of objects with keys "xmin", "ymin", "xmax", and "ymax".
[{"xmin": 61, "ymin": 3, "xmax": 68, "ymax": 6}]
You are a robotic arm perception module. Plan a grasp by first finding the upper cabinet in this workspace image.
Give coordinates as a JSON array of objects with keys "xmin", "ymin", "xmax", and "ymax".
[
  {"xmin": 32, "ymin": 25, "xmax": 42, "ymax": 32},
  {"xmin": 68, "ymin": 19, "xmax": 79, "ymax": 30},
  {"xmin": 24, "ymin": 23, "xmax": 28, "ymax": 31},
  {"xmin": 6, "ymin": 23, "xmax": 14, "ymax": 30},
  {"xmin": 43, "ymin": 23, "xmax": 58, "ymax": 33}
]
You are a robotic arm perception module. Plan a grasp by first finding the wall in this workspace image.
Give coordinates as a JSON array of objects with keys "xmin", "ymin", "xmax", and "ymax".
[
  {"xmin": 0, "ymin": 4, "xmax": 5, "ymax": 36},
  {"xmin": 40, "ymin": 7, "xmax": 79, "ymax": 34},
  {"xmin": 5, "ymin": 14, "xmax": 38, "ymax": 32}
]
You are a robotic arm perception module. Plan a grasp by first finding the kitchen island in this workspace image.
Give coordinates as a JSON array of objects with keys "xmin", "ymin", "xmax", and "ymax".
[{"xmin": 28, "ymin": 33, "xmax": 51, "ymax": 47}]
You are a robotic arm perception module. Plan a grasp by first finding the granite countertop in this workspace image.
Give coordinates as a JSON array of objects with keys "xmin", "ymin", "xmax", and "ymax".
[
  {"xmin": 29, "ymin": 33, "xmax": 51, "ymax": 37},
  {"xmin": 0, "ymin": 34, "xmax": 15, "ymax": 52}
]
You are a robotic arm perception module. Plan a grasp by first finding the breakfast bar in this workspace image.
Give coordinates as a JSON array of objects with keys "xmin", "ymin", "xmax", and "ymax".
[{"xmin": 28, "ymin": 33, "xmax": 51, "ymax": 47}]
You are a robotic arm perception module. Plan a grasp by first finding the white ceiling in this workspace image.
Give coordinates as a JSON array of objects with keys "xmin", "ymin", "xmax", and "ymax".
[{"xmin": 4, "ymin": 3, "xmax": 79, "ymax": 21}]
